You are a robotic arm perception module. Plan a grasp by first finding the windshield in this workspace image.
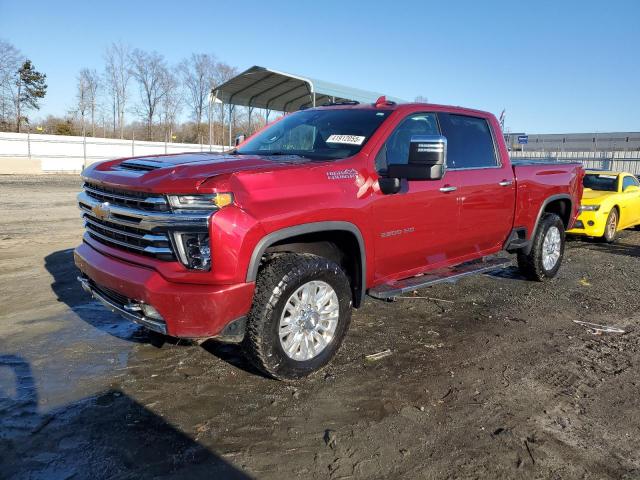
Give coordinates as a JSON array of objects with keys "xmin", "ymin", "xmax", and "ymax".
[
  {"xmin": 236, "ymin": 108, "xmax": 391, "ymax": 161},
  {"xmin": 583, "ymin": 173, "xmax": 619, "ymax": 192}
]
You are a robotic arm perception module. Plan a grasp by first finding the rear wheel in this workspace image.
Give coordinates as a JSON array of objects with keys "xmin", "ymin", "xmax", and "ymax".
[
  {"xmin": 243, "ymin": 253, "xmax": 352, "ymax": 380},
  {"xmin": 602, "ymin": 208, "xmax": 619, "ymax": 243},
  {"xmin": 517, "ymin": 213, "xmax": 565, "ymax": 281}
]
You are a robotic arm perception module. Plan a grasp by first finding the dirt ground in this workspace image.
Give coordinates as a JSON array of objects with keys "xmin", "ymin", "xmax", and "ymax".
[{"xmin": 1, "ymin": 175, "xmax": 639, "ymax": 480}]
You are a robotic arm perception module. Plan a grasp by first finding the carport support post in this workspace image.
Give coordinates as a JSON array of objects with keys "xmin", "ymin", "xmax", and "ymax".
[
  {"xmin": 220, "ymin": 100, "xmax": 224, "ymax": 149},
  {"xmin": 208, "ymin": 90, "xmax": 216, "ymax": 152},
  {"xmin": 228, "ymin": 103, "xmax": 233, "ymax": 148},
  {"xmin": 83, "ymin": 133, "xmax": 87, "ymax": 170},
  {"xmin": 208, "ymin": 94, "xmax": 212, "ymax": 152}
]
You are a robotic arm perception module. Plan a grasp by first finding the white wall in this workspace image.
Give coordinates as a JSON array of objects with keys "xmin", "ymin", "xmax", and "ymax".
[{"xmin": 0, "ymin": 132, "xmax": 225, "ymax": 173}]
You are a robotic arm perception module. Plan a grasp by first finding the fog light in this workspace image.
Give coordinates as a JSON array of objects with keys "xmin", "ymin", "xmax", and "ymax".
[
  {"xmin": 587, "ymin": 220, "xmax": 595, "ymax": 226},
  {"xmin": 172, "ymin": 232, "xmax": 211, "ymax": 271},
  {"xmin": 141, "ymin": 304, "xmax": 164, "ymax": 320}
]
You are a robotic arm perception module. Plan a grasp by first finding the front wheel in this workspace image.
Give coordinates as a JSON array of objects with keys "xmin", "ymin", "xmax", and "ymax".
[
  {"xmin": 602, "ymin": 208, "xmax": 618, "ymax": 243},
  {"xmin": 243, "ymin": 253, "xmax": 352, "ymax": 380},
  {"xmin": 517, "ymin": 213, "xmax": 565, "ymax": 281}
]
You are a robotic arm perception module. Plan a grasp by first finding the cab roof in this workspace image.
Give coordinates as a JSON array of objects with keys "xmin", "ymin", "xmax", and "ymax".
[{"xmin": 308, "ymin": 100, "xmax": 495, "ymax": 119}]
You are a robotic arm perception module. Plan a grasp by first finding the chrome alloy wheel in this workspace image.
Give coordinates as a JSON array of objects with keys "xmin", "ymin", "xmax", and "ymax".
[
  {"xmin": 606, "ymin": 211, "xmax": 618, "ymax": 239},
  {"xmin": 542, "ymin": 226, "xmax": 561, "ymax": 271},
  {"xmin": 279, "ymin": 280, "xmax": 340, "ymax": 361}
]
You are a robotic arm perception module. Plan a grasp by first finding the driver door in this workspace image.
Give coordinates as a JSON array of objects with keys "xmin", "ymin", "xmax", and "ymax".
[{"xmin": 371, "ymin": 113, "xmax": 461, "ymax": 281}]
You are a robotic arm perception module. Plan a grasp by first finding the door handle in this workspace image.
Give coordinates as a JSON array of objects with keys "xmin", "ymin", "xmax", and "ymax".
[
  {"xmin": 498, "ymin": 180, "xmax": 513, "ymax": 187},
  {"xmin": 439, "ymin": 186, "xmax": 457, "ymax": 193}
]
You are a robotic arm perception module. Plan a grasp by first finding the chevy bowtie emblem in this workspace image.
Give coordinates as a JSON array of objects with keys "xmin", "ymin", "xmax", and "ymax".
[{"xmin": 92, "ymin": 202, "xmax": 111, "ymax": 221}]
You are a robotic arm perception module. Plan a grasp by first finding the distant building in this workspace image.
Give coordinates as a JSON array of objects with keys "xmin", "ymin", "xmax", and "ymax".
[{"xmin": 504, "ymin": 132, "xmax": 640, "ymax": 152}]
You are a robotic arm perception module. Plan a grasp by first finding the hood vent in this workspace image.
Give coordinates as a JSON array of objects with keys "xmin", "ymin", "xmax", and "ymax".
[{"xmin": 115, "ymin": 159, "xmax": 166, "ymax": 172}]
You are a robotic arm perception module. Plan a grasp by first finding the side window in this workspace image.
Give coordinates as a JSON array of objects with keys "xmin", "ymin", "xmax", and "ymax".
[
  {"xmin": 622, "ymin": 175, "xmax": 639, "ymax": 191},
  {"xmin": 438, "ymin": 113, "xmax": 498, "ymax": 169},
  {"xmin": 375, "ymin": 113, "xmax": 439, "ymax": 172}
]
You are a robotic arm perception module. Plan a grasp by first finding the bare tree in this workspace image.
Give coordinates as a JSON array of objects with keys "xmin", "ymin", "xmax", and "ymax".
[
  {"xmin": 213, "ymin": 61, "xmax": 238, "ymax": 146},
  {"xmin": 78, "ymin": 69, "xmax": 100, "ymax": 136},
  {"xmin": 104, "ymin": 42, "xmax": 131, "ymax": 139},
  {"xmin": 0, "ymin": 39, "xmax": 22, "ymax": 130},
  {"xmin": 75, "ymin": 70, "xmax": 90, "ymax": 136},
  {"xmin": 179, "ymin": 53, "xmax": 217, "ymax": 141},
  {"xmin": 159, "ymin": 67, "xmax": 182, "ymax": 142},
  {"xmin": 130, "ymin": 49, "xmax": 169, "ymax": 140}
]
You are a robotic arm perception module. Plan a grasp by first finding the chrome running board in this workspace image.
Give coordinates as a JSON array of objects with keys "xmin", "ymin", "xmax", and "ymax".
[{"xmin": 368, "ymin": 257, "xmax": 512, "ymax": 300}]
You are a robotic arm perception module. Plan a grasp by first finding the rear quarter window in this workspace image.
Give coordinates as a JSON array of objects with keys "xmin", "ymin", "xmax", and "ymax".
[{"xmin": 438, "ymin": 113, "xmax": 498, "ymax": 169}]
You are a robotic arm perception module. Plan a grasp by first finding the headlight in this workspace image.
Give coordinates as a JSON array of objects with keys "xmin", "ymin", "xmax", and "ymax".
[
  {"xmin": 167, "ymin": 193, "xmax": 234, "ymax": 210},
  {"xmin": 171, "ymin": 232, "xmax": 211, "ymax": 271},
  {"xmin": 579, "ymin": 204, "xmax": 600, "ymax": 212}
]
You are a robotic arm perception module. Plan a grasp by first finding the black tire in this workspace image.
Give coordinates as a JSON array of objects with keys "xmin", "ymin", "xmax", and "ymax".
[
  {"xmin": 601, "ymin": 208, "xmax": 619, "ymax": 243},
  {"xmin": 517, "ymin": 213, "xmax": 565, "ymax": 281},
  {"xmin": 243, "ymin": 253, "xmax": 352, "ymax": 380}
]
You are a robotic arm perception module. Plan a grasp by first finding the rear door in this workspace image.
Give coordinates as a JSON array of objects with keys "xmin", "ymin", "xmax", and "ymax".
[{"xmin": 437, "ymin": 113, "xmax": 516, "ymax": 255}]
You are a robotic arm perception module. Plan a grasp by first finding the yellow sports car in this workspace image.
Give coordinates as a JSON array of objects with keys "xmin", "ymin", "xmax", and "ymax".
[{"xmin": 568, "ymin": 170, "xmax": 640, "ymax": 242}]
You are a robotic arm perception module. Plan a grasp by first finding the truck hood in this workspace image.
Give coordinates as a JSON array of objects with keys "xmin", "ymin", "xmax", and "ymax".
[{"xmin": 84, "ymin": 152, "xmax": 310, "ymax": 192}]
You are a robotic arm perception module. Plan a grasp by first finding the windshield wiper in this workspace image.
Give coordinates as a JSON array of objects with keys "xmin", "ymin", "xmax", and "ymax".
[{"xmin": 264, "ymin": 151, "xmax": 302, "ymax": 156}]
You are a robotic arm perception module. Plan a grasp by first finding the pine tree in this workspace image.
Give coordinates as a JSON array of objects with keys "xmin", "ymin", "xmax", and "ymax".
[{"xmin": 15, "ymin": 60, "xmax": 47, "ymax": 132}]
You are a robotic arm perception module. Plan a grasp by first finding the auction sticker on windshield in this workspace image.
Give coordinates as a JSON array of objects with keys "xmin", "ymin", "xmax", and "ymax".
[{"xmin": 326, "ymin": 135, "xmax": 366, "ymax": 145}]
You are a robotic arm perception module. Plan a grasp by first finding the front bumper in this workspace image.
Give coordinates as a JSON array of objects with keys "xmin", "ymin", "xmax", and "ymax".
[
  {"xmin": 74, "ymin": 241, "xmax": 255, "ymax": 338},
  {"xmin": 78, "ymin": 274, "xmax": 168, "ymax": 334},
  {"xmin": 566, "ymin": 210, "xmax": 607, "ymax": 237}
]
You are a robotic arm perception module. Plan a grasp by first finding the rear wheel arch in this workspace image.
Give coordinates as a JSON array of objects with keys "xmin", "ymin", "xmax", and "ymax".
[
  {"xmin": 542, "ymin": 196, "xmax": 572, "ymax": 229},
  {"xmin": 246, "ymin": 222, "xmax": 366, "ymax": 308},
  {"xmin": 525, "ymin": 194, "xmax": 572, "ymax": 254}
]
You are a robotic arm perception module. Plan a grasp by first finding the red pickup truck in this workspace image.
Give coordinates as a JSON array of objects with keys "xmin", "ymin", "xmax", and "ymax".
[{"xmin": 75, "ymin": 100, "xmax": 584, "ymax": 379}]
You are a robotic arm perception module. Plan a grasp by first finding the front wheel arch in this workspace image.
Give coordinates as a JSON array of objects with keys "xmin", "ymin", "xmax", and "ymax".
[
  {"xmin": 601, "ymin": 206, "xmax": 620, "ymax": 242},
  {"xmin": 246, "ymin": 222, "xmax": 367, "ymax": 307}
]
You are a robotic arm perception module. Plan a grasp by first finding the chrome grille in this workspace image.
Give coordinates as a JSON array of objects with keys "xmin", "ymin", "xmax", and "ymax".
[
  {"xmin": 78, "ymin": 184, "xmax": 211, "ymax": 262},
  {"xmin": 88, "ymin": 278, "xmax": 131, "ymax": 307},
  {"xmin": 83, "ymin": 182, "xmax": 169, "ymax": 211},
  {"xmin": 82, "ymin": 214, "xmax": 174, "ymax": 260}
]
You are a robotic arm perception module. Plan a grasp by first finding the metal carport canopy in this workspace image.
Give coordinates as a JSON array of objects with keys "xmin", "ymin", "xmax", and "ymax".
[{"xmin": 212, "ymin": 65, "xmax": 405, "ymax": 112}]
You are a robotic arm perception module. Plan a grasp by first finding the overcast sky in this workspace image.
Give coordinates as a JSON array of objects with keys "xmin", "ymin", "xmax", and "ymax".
[{"xmin": 1, "ymin": 0, "xmax": 638, "ymax": 133}]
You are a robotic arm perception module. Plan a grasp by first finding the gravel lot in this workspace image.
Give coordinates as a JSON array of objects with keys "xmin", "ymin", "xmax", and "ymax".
[{"xmin": 1, "ymin": 175, "xmax": 639, "ymax": 479}]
